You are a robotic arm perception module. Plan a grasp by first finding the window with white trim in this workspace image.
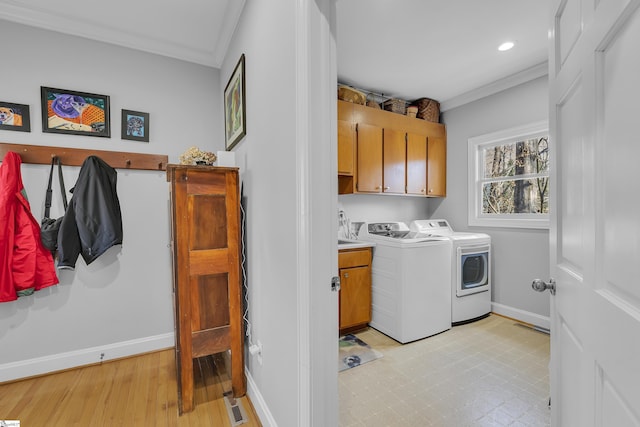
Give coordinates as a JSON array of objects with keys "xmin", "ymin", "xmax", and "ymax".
[{"xmin": 468, "ymin": 121, "xmax": 549, "ymax": 229}]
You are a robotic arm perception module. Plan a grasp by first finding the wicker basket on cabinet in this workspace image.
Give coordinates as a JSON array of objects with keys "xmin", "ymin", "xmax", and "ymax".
[
  {"xmin": 412, "ymin": 97, "xmax": 440, "ymax": 122},
  {"xmin": 383, "ymin": 98, "xmax": 407, "ymax": 115}
]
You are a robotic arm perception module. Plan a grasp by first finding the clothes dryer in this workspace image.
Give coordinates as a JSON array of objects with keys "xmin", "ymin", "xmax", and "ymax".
[
  {"xmin": 357, "ymin": 222, "xmax": 452, "ymax": 343},
  {"xmin": 410, "ymin": 219, "xmax": 491, "ymax": 324}
]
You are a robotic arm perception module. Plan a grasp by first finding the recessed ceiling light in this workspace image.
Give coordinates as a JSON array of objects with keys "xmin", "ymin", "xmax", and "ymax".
[{"xmin": 498, "ymin": 41, "xmax": 515, "ymax": 51}]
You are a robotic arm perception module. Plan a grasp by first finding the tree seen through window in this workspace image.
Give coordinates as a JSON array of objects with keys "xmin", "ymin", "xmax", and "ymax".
[{"xmin": 481, "ymin": 136, "xmax": 549, "ymax": 214}]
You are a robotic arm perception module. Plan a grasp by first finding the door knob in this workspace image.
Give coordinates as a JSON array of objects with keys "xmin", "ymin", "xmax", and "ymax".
[{"xmin": 532, "ymin": 278, "xmax": 556, "ymax": 295}]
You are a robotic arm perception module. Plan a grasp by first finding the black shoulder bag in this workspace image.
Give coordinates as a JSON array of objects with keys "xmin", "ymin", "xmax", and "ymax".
[{"xmin": 41, "ymin": 156, "xmax": 68, "ymax": 252}]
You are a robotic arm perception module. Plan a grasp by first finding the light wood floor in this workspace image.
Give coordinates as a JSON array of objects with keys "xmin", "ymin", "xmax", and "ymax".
[{"xmin": 0, "ymin": 349, "xmax": 261, "ymax": 426}]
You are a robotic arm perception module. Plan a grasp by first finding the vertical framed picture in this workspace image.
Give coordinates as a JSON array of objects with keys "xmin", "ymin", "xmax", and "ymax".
[
  {"xmin": 40, "ymin": 86, "xmax": 110, "ymax": 137},
  {"xmin": 224, "ymin": 54, "xmax": 246, "ymax": 151},
  {"xmin": 0, "ymin": 101, "xmax": 31, "ymax": 132},
  {"xmin": 121, "ymin": 109, "xmax": 150, "ymax": 142}
]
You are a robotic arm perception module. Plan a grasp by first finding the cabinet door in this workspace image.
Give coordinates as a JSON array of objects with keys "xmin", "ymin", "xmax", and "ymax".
[
  {"xmin": 427, "ymin": 136, "xmax": 447, "ymax": 197},
  {"xmin": 356, "ymin": 123, "xmax": 383, "ymax": 193},
  {"xmin": 339, "ymin": 265, "xmax": 372, "ymax": 330},
  {"xmin": 406, "ymin": 132, "xmax": 428, "ymax": 195},
  {"xmin": 382, "ymin": 128, "xmax": 406, "ymax": 194},
  {"xmin": 338, "ymin": 119, "xmax": 354, "ymax": 175}
]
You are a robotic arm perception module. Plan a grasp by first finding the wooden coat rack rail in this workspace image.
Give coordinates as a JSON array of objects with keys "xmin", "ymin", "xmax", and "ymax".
[{"xmin": 0, "ymin": 142, "xmax": 168, "ymax": 171}]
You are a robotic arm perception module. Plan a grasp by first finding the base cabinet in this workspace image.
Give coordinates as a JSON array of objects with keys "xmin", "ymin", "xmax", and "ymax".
[
  {"xmin": 167, "ymin": 165, "xmax": 245, "ymax": 414},
  {"xmin": 339, "ymin": 247, "xmax": 372, "ymax": 334}
]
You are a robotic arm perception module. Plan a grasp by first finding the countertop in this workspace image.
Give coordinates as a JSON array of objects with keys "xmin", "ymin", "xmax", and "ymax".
[{"xmin": 338, "ymin": 239, "xmax": 375, "ymax": 250}]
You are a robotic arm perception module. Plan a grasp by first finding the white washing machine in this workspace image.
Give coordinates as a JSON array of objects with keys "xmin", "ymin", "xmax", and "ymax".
[
  {"xmin": 410, "ymin": 219, "xmax": 491, "ymax": 325},
  {"xmin": 357, "ymin": 222, "xmax": 452, "ymax": 343}
]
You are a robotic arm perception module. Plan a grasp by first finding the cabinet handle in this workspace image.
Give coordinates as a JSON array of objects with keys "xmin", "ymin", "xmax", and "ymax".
[
  {"xmin": 383, "ymin": 186, "xmax": 390, "ymax": 191},
  {"xmin": 344, "ymin": 273, "xmax": 349, "ymax": 278},
  {"xmin": 421, "ymin": 188, "xmax": 426, "ymax": 193},
  {"xmin": 429, "ymin": 188, "xmax": 433, "ymax": 193}
]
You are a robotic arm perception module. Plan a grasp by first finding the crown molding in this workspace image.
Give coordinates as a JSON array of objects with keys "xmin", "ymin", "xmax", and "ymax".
[
  {"xmin": 0, "ymin": 1, "xmax": 245, "ymax": 68},
  {"xmin": 441, "ymin": 62, "xmax": 549, "ymax": 112},
  {"xmin": 214, "ymin": 0, "xmax": 246, "ymax": 67}
]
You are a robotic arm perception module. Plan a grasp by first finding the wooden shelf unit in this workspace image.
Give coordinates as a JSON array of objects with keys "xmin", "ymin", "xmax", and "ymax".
[{"xmin": 167, "ymin": 164, "xmax": 245, "ymax": 414}]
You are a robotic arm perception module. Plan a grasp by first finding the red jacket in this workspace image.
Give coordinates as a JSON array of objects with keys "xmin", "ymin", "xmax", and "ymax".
[{"xmin": 0, "ymin": 151, "xmax": 58, "ymax": 302}]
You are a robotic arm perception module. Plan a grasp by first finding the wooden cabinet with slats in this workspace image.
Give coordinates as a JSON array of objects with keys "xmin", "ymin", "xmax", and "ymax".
[{"xmin": 167, "ymin": 165, "xmax": 245, "ymax": 414}]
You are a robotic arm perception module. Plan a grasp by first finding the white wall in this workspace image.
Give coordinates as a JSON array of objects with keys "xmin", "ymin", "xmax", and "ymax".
[
  {"xmin": 220, "ymin": 1, "xmax": 339, "ymax": 426},
  {"xmin": 339, "ymin": 194, "xmax": 430, "ymax": 230},
  {"xmin": 219, "ymin": 3, "xmax": 300, "ymax": 427},
  {"xmin": 433, "ymin": 75, "xmax": 551, "ymax": 323},
  {"xmin": 0, "ymin": 20, "xmax": 223, "ymax": 379}
]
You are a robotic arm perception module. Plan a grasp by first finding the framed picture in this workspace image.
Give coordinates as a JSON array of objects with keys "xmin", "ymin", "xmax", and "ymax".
[
  {"xmin": 41, "ymin": 86, "xmax": 110, "ymax": 137},
  {"xmin": 0, "ymin": 101, "xmax": 31, "ymax": 132},
  {"xmin": 121, "ymin": 109, "xmax": 150, "ymax": 142},
  {"xmin": 224, "ymin": 54, "xmax": 246, "ymax": 150}
]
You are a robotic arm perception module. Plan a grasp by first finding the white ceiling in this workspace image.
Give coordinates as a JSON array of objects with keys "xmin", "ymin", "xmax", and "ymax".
[
  {"xmin": 336, "ymin": 0, "xmax": 549, "ymax": 110},
  {"xmin": 0, "ymin": 0, "xmax": 549, "ymax": 111}
]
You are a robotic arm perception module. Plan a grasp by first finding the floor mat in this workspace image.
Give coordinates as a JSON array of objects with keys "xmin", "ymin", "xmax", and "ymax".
[{"xmin": 339, "ymin": 334, "xmax": 383, "ymax": 372}]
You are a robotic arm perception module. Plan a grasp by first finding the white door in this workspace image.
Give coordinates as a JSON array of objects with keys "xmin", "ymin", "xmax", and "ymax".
[
  {"xmin": 548, "ymin": 0, "xmax": 640, "ymax": 425},
  {"xmin": 298, "ymin": 1, "xmax": 339, "ymax": 426}
]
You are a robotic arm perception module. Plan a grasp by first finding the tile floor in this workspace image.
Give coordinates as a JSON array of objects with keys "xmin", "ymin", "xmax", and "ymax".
[{"xmin": 339, "ymin": 314, "xmax": 550, "ymax": 427}]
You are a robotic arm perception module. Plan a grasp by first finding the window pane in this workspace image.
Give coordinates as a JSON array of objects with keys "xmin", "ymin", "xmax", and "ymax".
[
  {"xmin": 483, "ymin": 144, "xmax": 516, "ymax": 178},
  {"xmin": 482, "ymin": 177, "xmax": 549, "ymax": 214},
  {"xmin": 483, "ymin": 136, "xmax": 549, "ymax": 178}
]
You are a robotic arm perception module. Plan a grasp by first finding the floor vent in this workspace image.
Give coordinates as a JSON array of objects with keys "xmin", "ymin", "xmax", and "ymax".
[
  {"xmin": 223, "ymin": 391, "xmax": 248, "ymax": 426},
  {"xmin": 514, "ymin": 322, "xmax": 550, "ymax": 335}
]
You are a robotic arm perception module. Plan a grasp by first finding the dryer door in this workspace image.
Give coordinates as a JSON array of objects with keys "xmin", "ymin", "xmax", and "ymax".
[{"xmin": 457, "ymin": 244, "xmax": 490, "ymax": 297}]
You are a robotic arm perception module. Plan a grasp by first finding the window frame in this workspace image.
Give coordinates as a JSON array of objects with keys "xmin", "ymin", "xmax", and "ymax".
[{"xmin": 468, "ymin": 120, "xmax": 549, "ymax": 229}]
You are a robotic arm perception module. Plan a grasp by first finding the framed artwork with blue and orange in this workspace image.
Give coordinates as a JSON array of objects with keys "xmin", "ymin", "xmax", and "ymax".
[
  {"xmin": 0, "ymin": 101, "xmax": 30, "ymax": 132},
  {"xmin": 40, "ymin": 86, "xmax": 110, "ymax": 137}
]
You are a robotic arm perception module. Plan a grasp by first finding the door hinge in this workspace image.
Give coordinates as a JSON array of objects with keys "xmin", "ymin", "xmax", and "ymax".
[{"xmin": 331, "ymin": 276, "xmax": 341, "ymax": 292}]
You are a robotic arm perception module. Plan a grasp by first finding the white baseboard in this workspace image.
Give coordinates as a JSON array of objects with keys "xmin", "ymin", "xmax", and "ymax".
[
  {"xmin": 492, "ymin": 302, "xmax": 550, "ymax": 331},
  {"xmin": 0, "ymin": 332, "xmax": 175, "ymax": 383},
  {"xmin": 246, "ymin": 368, "xmax": 277, "ymax": 427}
]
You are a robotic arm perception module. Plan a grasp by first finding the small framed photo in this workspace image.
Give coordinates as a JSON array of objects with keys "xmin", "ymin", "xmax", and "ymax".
[
  {"xmin": 0, "ymin": 101, "xmax": 31, "ymax": 132},
  {"xmin": 121, "ymin": 109, "xmax": 150, "ymax": 142},
  {"xmin": 224, "ymin": 53, "xmax": 246, "ymax": 151},
  {"xmin": 41, "ymin": 86, "xmax": 110, "ymax": 137}
]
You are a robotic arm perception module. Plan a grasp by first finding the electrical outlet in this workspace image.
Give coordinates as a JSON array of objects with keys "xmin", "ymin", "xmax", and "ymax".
[
  {"xmin": 256, "ymin": 340, "xmax": 263, "ymax": 365},
  {"xmin": 100, "ymin": 352, "xmax": 105, "ymax": 361},
  {"xmin": 249, "ymin": 341, "xmax": 263, "ymax": 365}
]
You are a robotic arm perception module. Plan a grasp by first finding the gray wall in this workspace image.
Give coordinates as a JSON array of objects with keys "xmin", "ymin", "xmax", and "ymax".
[
  {"xmin": 0, "ymin": 20, "xmax": 223, "ymax": 377},
  {"xmin": 220, "ymin": 3, "xmax": 302, "ymax": 426},
  {"xmin": 433, "ymin": 75, "xmax": 551, "ymax": 321}
]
